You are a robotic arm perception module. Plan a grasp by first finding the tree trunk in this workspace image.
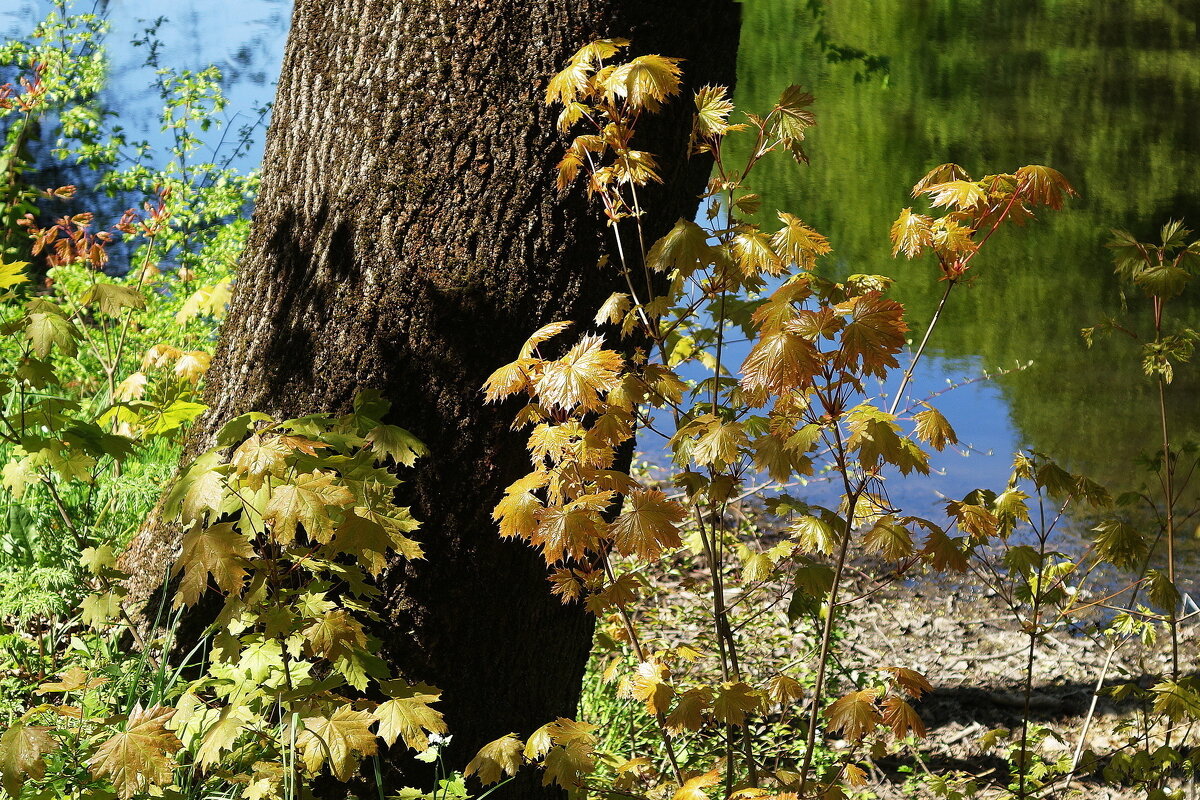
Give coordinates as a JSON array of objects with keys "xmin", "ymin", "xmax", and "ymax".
[{"xmin": 120, "ymin": 1, "xmax": 739, "ymax": 795}]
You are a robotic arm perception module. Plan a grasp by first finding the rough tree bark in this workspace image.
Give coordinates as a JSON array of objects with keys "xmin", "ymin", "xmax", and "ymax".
[{"xmin": 120, "ymin": 1, "xmax": 739, "ymax": 795}]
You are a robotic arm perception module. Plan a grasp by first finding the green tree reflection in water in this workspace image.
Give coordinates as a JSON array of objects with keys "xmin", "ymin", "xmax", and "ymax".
[{"xmin": 730, "ymin": 0, "xmax": 1200, "ymax": 517}]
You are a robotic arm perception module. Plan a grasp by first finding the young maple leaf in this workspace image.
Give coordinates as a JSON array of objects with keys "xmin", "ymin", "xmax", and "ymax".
[
  {"xmin": 604, "ymin": 54, "xmax": 682, "ymax": 112},
  {"xmin": 298, "ymin": 706, "xmax": 378, "ymax": 781},
  {"xmin": 483, "ymin": 358, "xmax": 536, "ymax": 403},
  {"xmin": 0, "ymin": 722, "xmax": 54, "ymax": 796},
  {"xmin": 890, "ymin": 208, "xmax": 934, "ymax": 258},
  {"xmin": 586, "ymin": 571, "xmax": 640, "ymax": 613},
  {"xmin": 944, "ymin": 499, "xmax": 999, "ymax": 541},
  {"xmin": 546, "ymin": 58, "xmax": 594, "ymax": 106},
  {"xmin": 771, "ymin": 212, "xmax": 831, "ymax": 270},
  {"xmin": 610, "ymin": 488, "xmax": 684, "ymax": 560},
  {"xmin": 620, "ymin": 661, "xmax": 676, "ymax": 715},
  {"xmin": 303, "ymin": 609, "xmax": 368, "ymax": 661},
  {"xmin": 646, "ymin": 218, "xmax": 712, "ymax": 275},
  {"xmin": 89, "ymin": 706, "xmax": 183, "ymax": 800},
  {"xmin": 494, "ymin": 490, "xmax": 543, "ymax": 541},
  {"xmin": 732, "ymin": 228, "xmax": 783, "ymax": 277},
  {"xmin": 0, "ymin": 259, "xmax": 29, "ymax": 291},
  {"xmin": 687, "ymin": 417, "xmax": 749, "ymax": 468},
  {"xmin": 692, "ymin": 84, "xmax": 735, "ymax": 141},
  {"xmin": 533, "ymin": 335, "xmax": 623, "ymax": 412},
  {"xmin": 1092, "ymin": 518, "xmax": 1148, "ymax": 571},
  {"xmin": 666, "ymin": 688, "xmax": 713, "ymax": 732},
  {"xmin": 375, "ymin": 682, "xmax": 447, "ymax": 751},
  {"xmin": 81, "ymin": 283, "xmax": 146, "ymax": 316},
  {"xmin": 825, "ymin": 689, "xmax": 881, "ymax": 742},
  {"xmin": 195, "ymin": 706, "xmax": 257, "ymax": 770},
  {"xmin": 766, "ymin": 674, "xmax": 804, "ymax": 707},
  {"xmin": 264, "ymin": 470, "xmax": 354, "ymax": 544},
  {"xmin": 863, "ymin": 517, "xmax": 915, "ymax": 561},
  {"xmin": 835, "ymin": 294, "xmax": 907, "ymax": 379},
  {"xmin": 364, "ymin": 423, "xmax": 428, "ymax": 466},
  {"xmin": 887, "ymin": 667, "xmax": 934, "ymax": 700},
  {"xmin": 1015, "ymin": 164, "xmax": 1077, "ymax": 210},
  {"xmin": 231, "ymin": 434, "xmax": 291, "ymax": 489},
  {"xmin": 542, "ymin": 739, "xmax": 596, "ymax": 789},
  {"xmin": 882, "ymin": 696, "xmax": 927, "ymax": 739},
  {"xmin": 919, "ymin": 525, "xmax": 970, "ymax": 572},
  {"xmin": 172, "ymin": 522, "xmax": 253, "ymax": 608},
  {"xmin": 519, "ymin": 321, "xmax": 573, "ymax": 359},
  {"xmin": 922, "ymin": 180, "xmax": 986, "ymax": 211},
  {"xmin": 465, "ymin": 733, "xmax": 524, "ymax": 785},
  {"xmin": 673, "ymin": 768, "xmax": 721, "ymax": 800},
  {"xmin": 531, "ymin": 502, "xmax": 603, "ymax": 563},
  {"xmin": 173, "ymin": 350, "xmax": 211, "ymax": 383},
  {"xmin": 740, "ymin": 331, "xmax": 822, "ymax": 397},
  {"xmin": 328, "ymin": 511, "xmax": 394, "ymax": 574},
  {"xmin": 912, "ymin": 404, "xmax": 957, "ymax": 451},
  {"xmin": 931, "ymin": 217, "xmax": 978, "ymax": 260},
  {"xmin": 911, "ymin": 162, "xmax": 971, "ymax": 196},
  {"xmin": 177, "ymin": 463, "xmax": 227, "ymax": 527},
  {"xmin": 712, "ymin": 681, "xmax": 760, "ymax": 726}
]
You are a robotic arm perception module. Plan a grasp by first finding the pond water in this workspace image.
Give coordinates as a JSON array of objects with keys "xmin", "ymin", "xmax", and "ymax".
[{"xmin": 5, "ymin": 0, "xmax": 1198, "ymax": 586}]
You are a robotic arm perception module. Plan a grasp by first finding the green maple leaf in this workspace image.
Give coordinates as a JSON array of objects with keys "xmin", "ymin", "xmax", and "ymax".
[
  {"xmin": 0, "ymin": 722, "xmax": 54, "ymax": 796},
  {"xmin": 365, "ymin": 424, "xmax": 428, "ymax": 466},
  {"xmin": 89, "ymin": 706, "xmax": 183, "ymax": 799},
  {"xmin": 2, "ymin": 458, "xmax": 35, "ymax": 500},
  {"xmin": 298, "ymin": 706, "xmax": 378, "ymax": 781},
  {"xmin": 172, "ymin": 522, "xmax": 253, "ymax": 607},
  {"xmin": 81, "ymin": 590, "xmax": 122, "ymax": 628},
  {"xmin": 264, "ymin": 470, "xmax": 354, "ymax": 543},
  {"xmin": 195, "ymin": 705, "xmax": 256, "ymax": 769},
  {"xmin": 26, "ymin": 312, "xmax": 78, "ymax": 358},
  {"xmin": 375, "ymin": 682, "xmax": 448, "ymax": 751},
  {"xmin": 80, "ymin": 283, "xmax": 146, "ymax": 316}
]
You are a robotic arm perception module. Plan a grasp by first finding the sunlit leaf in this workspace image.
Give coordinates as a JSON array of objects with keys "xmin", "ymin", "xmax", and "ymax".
[
  {"xmin": 0, "ymin": 722, "xmax": 53, "ymax": 796},
  {"xmin": 882, "ymin": 696, "xmax": 926, "ymax": 738},
  {"xmin": 1015, "ymin": 164, "xmax": 1077, "ymax": 210},
  {"xmin": 375, "ymin": 683, "xmax": 447, "ymax": 751},
  {"xmin": 89, "ymin": 706, "xmax": 183, "ymax": 799},
  {"xmin": 610, "ymin": 488, "xmax": 684, "ymax": 560},
  {"xmin": 826, "ymin": 689, "xmax": 881, "ymax": 741},
  {"xmin": 712, "ymin": 681, "xmax": 760, "ymax": 726},
  {"xmin": 173, "ymin": 522, "xmax": 253, "ymax": 608},
  {"xmin": 298, "ymin": 706, "xmax": 378, "ymax": 781},
  {"xmin": 465, "ymin": 733, "xmax": 524, "ymax": 785},
  {"xmin": 620, "ymin": 661, "xmax": 675, "ymax": 715},
  {"xmin": 890, "ymin": 208, "xmax": 934, "ymax": 258}
]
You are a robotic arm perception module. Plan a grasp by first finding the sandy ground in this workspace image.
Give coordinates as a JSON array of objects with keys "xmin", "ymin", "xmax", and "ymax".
[{"xmin": 836, "ymin": 576, "xmax": 1198, "ymax": 798}]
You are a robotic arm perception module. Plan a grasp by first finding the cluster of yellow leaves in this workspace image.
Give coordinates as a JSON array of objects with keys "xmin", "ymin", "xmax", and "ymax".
[
  {"xmin": 891, "ymin": 163, "xmax": 1077, "ymax": 279},
  {"xmin": 486, "ymin": 322, "xmax": 687, "ymax": 572},
  {"xmin": 546, "ymin": 39, "xmax": 683, "ymax": 199},
  {"xmin": 466, "ymin": 718, "xmax": 598, "ymax": 790},
  {"xmin": 159, "ymin": 396, "xmax": 442, "ymax": 790}
]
